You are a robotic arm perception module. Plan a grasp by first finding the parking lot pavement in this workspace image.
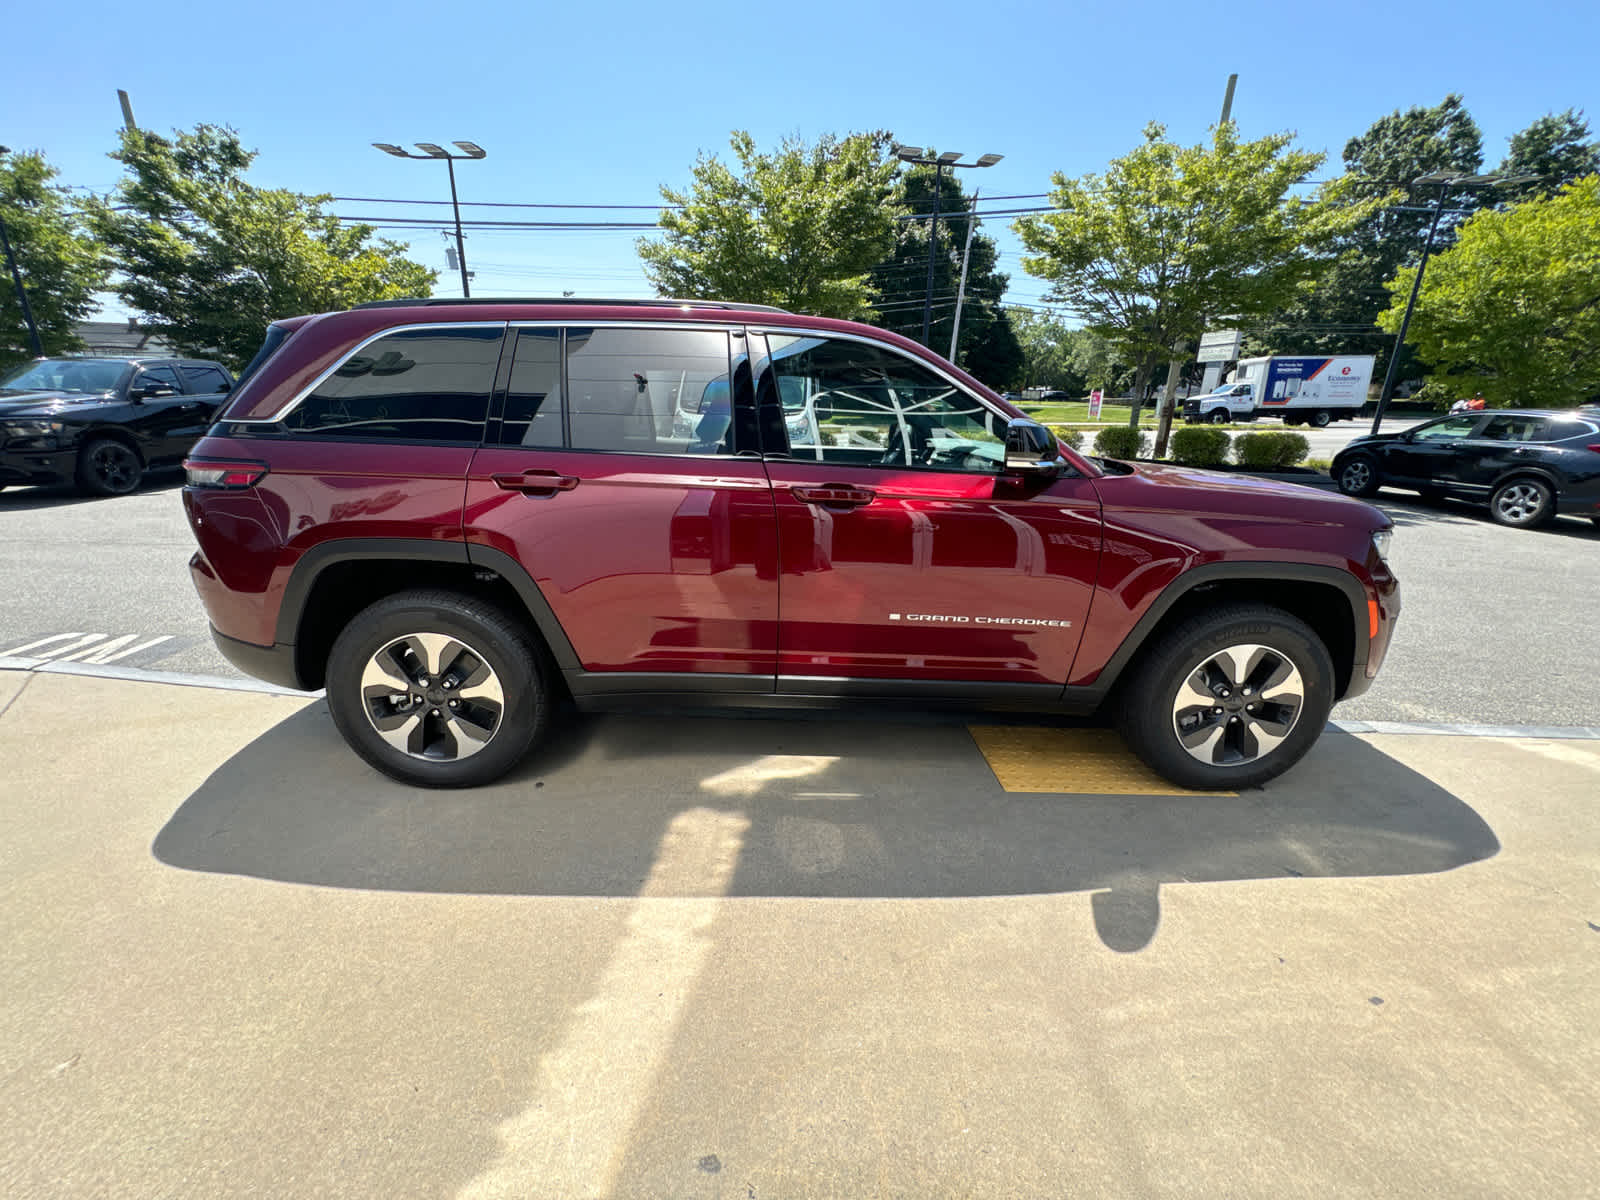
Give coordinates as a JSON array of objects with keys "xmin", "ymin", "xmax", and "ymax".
[{"xmin": 3, "ymin": 669, "xmax": 1596, "ymax": 1197}]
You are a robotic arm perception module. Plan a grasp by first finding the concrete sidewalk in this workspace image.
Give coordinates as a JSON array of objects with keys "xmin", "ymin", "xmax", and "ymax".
[{"xmin": 1, "ymin": 668, "xmax": 1595, "ymax": 1198}]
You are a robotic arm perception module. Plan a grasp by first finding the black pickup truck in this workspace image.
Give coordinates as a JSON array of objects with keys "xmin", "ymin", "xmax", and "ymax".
[{"xmin": 0, "ymin": 355, "xmax": 235, "ymax": 496}]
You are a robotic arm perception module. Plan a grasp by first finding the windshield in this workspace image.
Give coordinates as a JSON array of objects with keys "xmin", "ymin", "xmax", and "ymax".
[{"xmin": 0, "ymin": 358, "xmax": 129, "ymax": 394}]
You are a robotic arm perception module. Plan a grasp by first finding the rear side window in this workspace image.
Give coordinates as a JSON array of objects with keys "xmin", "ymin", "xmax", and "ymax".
[
  {"xmin": 565, "ymin": 327, "xmax": 733, "ymax": 455},
  {"xmin": 1532, "ymin": 419, "xmax": 1599, "ymax": 443},
  {"xmin": 180, "ymin": 364, "xmax": 231, "ymax": 393},
  {"xmin": 283, "ymin": 326, "xmax": 502, "ymax": 443}
]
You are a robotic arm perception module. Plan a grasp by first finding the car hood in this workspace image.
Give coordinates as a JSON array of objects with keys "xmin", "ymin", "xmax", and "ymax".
[
  {"xmin": 1336, "ymin": 432, "xmax": 1406, "ymax": 454},
  {"xmin": 0, "ymin": 390, "xmax": 115, "ymax": 416},
  {"xmin": 1105, "ymin": 459, "xmax": 1388, "ymax": 526}
]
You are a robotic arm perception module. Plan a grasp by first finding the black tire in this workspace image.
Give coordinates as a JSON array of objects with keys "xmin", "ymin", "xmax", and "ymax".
[
  {"xmin": 1335, "ymin": 454, "xmax": 1380, "ymax": 497},
  {"xmin": 1116, "ymin": 604, "xmax": 1335, "ymax": 791},
  {"xmin": 76, "ymin": 437, "xmax": 144, "ymax": 496},
  {"xmin": 1489, "ymin": 476, "xmax": 1554, "ymax": 528},
  {"xmin": 1208, "ymin": 410, "xmax": 1229, "ymax": 425},
  {"xmin": 325, "ymin": 589, "xmax": 553, "ymax": 788},
  {"xmin": 1309, "ymin": 409, "xmax": 1332, "ymax": 428}
]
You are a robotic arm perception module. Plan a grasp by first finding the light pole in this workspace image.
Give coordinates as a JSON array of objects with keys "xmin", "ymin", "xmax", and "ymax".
[
  {"xmin": 1369, "ymin": 170, "xmax": 1535, "ymax": 432},
  {"xmin": 891, "ymin": 145, "xmax": 1003, "ymax": 348},
  {"xmin": 0, "ymin": 145, "xmax": 44, "ymax": 358},
  {"xmin": 373, "ymin": 141, "xmax": 486, "ymax": 298}
]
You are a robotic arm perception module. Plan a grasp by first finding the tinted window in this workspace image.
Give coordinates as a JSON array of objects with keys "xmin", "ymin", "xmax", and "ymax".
[
  {"xmin": 137, "ymin": 365, "xmax": 182, "ymax": 390},
  {"xmin": 283, "ymin": 327, "xmax": 502, "ymax": 442},
  {"xmin": 498, "ymin": 329, "xmax": 563, "ymax": 447},
  {"xmin": 566, "ymin": 327, "xmax": 733, "ymax": 455},
  {"xmin": 235, "ymin": 324, "xmax": 291, "ymax": 393},
  {"xmin": 180, "ymin": 365, "xmax": 231, "ymax": 393},
  {"xmin": 1532, "ymin": 419, "xmax": 1598, "ymax": 443},
  {"xmin": 1478, "ymin": 415, "xmax": 1542, "ymax": 442},
  {"xmin": 769, "ymin": 335, "xmax": 1004, "ymax": 471}
]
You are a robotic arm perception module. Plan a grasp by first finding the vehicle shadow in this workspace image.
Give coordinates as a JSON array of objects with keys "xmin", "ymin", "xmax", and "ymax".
[
  {"xmin": 154, "ymin": 705, "xmax": 1499, "ymax": 952},
  {"xmin": 1373, "ymin": 491, "xmax": 1600, "ymax": 539},
  {"xmin": 0, "ymin": 469, "xmax": 184, "ymax": 511}
]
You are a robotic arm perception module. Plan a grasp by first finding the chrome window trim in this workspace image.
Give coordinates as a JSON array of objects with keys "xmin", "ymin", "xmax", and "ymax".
[{"xmin": 232, "ymin": 321, "xmax": 509, "ymax": 424}]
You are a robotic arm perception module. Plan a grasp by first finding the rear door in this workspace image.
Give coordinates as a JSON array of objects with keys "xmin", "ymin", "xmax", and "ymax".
[
  {"xmin": 1450, "ymin": 413, "xmax": 1546, "ymax": 496},
  {"xmin": 753, "ymin": 330, "xmax": 1101, "ymax": 691},
  {"xmin": 161, "ymin": 363, "xmax": 234, "ymax": 461},
  {"xmin": 462, "ymin": 323, "xmax": 778, "ymax": 684}
]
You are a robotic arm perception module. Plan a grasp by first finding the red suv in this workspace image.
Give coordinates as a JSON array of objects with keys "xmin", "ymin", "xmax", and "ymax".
[{"xmin": 182, "ymin": 299, "xmax": 1399, "ymax": 790}]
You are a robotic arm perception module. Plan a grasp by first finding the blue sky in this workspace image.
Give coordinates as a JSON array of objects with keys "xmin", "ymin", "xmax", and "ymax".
[{"xmin": 11, "ymin": 0, "xmax": 1597, "ymax": 320}]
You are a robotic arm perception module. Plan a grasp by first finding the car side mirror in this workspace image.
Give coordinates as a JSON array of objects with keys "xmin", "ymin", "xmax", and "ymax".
[{"xmin": 1003, "ymin": 417, "xmax": 1066, "ymax": 477}]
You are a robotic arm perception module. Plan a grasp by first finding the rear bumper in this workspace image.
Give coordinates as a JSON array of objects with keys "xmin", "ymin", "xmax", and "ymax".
[
  {"xmin": 211, "ymin": 626, "xmax": 306, "ymax": 691},
  {"xmin": 1555, "ymin": 487, "xmax": 1600, "ymax": 517}
]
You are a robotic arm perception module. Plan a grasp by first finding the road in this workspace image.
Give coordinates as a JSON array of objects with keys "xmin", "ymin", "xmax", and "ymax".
[{"xmin": 2, "ymin": 448, "xmax": 1597, "ymax": 724}]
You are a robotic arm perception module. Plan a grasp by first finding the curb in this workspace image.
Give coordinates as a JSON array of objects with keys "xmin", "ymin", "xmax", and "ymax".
[{"xmin": 2, "ymin": 661, "xmax": 1596, "ymax": 739}]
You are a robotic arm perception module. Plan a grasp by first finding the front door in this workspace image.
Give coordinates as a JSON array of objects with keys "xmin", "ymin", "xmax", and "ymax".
[
  {"xmin": 462, "ymin": 324, "xmax": 778, "ymax": 681},
  {"xmin": 1384, "ymin": 413, "xmax": 1486, "ymax": 486},
  {"xmin": 753, "ymin": 332, "xmax": 1101, "ymax": 689}
]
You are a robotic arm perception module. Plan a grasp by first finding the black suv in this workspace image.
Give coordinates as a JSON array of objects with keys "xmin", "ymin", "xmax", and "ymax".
[
  {"xmin": 0, "ymin": 355, "xmax": 235, "ymax": 496},
  {"xmin": 1332, "ymin": 409, "xmax": 1600, "ymax": 528}
]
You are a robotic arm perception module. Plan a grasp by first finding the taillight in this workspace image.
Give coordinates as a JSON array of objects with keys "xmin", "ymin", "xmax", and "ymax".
[
  {"xmin": 1587, "ymin": 444, "xmax": 1600, "ymax": 453},
  {"xmin": 184, "ymin": 458, "xmax": 268, "ymax": 489}
]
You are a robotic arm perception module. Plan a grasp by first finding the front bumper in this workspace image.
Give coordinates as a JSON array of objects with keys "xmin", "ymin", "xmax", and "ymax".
[{"xmin": 0, "ymin": 445, "xmax": 76, "ymax": 487}]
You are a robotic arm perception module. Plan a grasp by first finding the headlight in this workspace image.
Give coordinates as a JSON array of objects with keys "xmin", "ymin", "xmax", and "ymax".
[
  {"xmin": 3, "ymin": 419, "xmax": 65, "ymax": 438},
  {"xmin": 1371, "ymin": 528, "xmax": 1393, "ymax": 562}
]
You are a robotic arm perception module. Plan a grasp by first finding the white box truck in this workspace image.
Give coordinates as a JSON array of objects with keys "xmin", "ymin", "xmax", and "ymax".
[{"xmin": 1183, "ymin": 355, "xmax": 1375, "ymax": 427}]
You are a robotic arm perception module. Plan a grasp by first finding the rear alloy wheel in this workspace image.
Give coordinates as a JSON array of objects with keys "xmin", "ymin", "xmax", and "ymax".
[
  {"xmin": 1309, "ymin": 410, "xmax": 1332, "ymax": 428},
  {"xmin": 1335, "ymin": 454, "xmax": 1380, "ymax": 497},
  {"xmin": 76, "ymin": 438, "xmax": 143, "ymax": 496},
  {"xmin": 1117, "ymin": 604, "xmax": 1334, "ymax": 790},
  {"xmin": 1489, "ymin": 477, "xmax": 1554, "ymax": 528},
  {"xmin": 326, "ymin": 589, "xmax": 552, "ymax": 787},
  {"xmin": 1209, "ymin": 410, "xmax": 1229, "ymax": 425}
]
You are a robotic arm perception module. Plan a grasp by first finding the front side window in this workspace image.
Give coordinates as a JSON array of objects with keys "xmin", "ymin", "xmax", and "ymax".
[
  {"xmin": 180, "ymin": 364, "xmax": 231, "ymax": 394},
  {"xmin": 136, "ymin": 365, "xmax": 183, "ymax": 391},
  {"xmin": 565, "ymin": 327, "xmax": 733, "ymax": 455},
  {"xmin": 1412, "ymin": 415, "xmax": 1483, "ymax": 442},
  {"xmin": 283, "ymin": 326, "xmax": 502, "ymax": 443},
  {"xmin": 769, "ymin": 335, "xmax": 1004, "ymax": 471}
]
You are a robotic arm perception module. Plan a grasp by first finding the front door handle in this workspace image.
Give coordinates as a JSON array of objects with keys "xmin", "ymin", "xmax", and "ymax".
[
  {"xmin": 492, "ymin": 470, "xmax": 580, "ymax": 496},
  {"xmin": 792, "ymin": 484, "xmax": 875, "ymax": 509}
]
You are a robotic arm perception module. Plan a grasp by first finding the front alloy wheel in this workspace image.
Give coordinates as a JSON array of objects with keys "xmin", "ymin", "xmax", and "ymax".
[
  {"xmin": 1116, "ymin": 603, "xmax": 1334, "ymax": 790},
  {"xmin": 1171, "ymin": 644, "xmax": 1304, "ymax": 767},
  {"xmin": 77, "ymin": 438, "xmax": 143, "ymax": 496}
]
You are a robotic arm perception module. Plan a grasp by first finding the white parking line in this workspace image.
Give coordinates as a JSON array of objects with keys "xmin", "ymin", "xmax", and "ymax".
[
  {"xmin": 0, "ymin": 633, "xmax": 89, "ymax": 656},
  {"xmin": 89, "ymin": 636, "xmax": 173, "ymax": 664},
  {"xmin": 9, "ymin": 633, "xmax": 108, "ymax": 660}
]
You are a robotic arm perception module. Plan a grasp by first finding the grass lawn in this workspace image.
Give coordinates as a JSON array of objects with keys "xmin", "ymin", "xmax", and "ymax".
[{"xmin": 1016, "ymin": 401, "xmax": 1156, "ymax": 425}]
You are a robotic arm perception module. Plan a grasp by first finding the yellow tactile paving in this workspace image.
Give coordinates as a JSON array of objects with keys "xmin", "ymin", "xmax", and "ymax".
[{"xmin": 968, "ymin": 725, "xmax": 1234, "ymax": 796}]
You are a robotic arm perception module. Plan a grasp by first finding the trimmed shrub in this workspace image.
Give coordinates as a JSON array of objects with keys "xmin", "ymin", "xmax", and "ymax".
[
  {"xmin": 1168, "ymin": 425, "xmax": 1231, "ymax": 467},
  {"xmin": 1232, "ymin": 431, "xmax": 1311, "ymax": 469},
  {"xmin": 1047, "ymin": 425, "xmax": 1085, "ymax": 452},
  {"xmin": 1094, "ymin": 424, "xmax": 1148, "ymax": 459}
]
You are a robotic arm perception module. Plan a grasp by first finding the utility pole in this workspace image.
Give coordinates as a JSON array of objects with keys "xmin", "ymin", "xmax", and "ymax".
[
  {"xmin": 117, "ymin": 89, "xmax": 138, "ymax": 131},
  {"xmin": 891, "ymin": 145, "xmax": 1003, "ymax": 347},
  {"xmin": 1219, "ymin": 73, "xmax": 1238, "ymax": 126},
  {"xmin": 947, "ymin": 189, "xmax": 980, "ymax": 364},
  {"xmin": 0, "ymin": 145, "xmax": 44, "ymax": 358}
]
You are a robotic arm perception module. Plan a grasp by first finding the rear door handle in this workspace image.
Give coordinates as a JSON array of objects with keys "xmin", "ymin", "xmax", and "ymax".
[
  {"xmin": 792, "ymin": 484, "xmax": 875, "ymax": 509},
  {"xmin": 492, "ymin": 470, "xmax": 580, "ymax": 495}
]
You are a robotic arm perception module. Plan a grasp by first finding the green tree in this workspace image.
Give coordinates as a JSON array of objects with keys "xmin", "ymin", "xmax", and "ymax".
[
  {"xmin": 1014, "ymin": 122, "xmax": 1377, "ymax": 448},
  {"xmin": 89, "ymin": 125, "xmax": 435, "ymax": 368},
  {"xmin": 1007, "ymin": 308, "xmax": 1131, "ymax": 394},
  {"xmin": 1497, "ymin": 109, "xmax": 1600, "ymax": 201},
  {"xmin": 1255, "ymin": 95, "xmax": 1482, "ymax": 372},
  {"xmin": 1379, "ymin": 175, "xmax": 1600, "ymax": 407},
  {"xmin": 0, "ymin": 149, "xmax": 107, "ymax": 368},
  {"xmin": 637, "ymin": 130, "xmax": 901, "ymax": 319},
  {"xmin": 864, "ymin": 165, "xmax": 1023, "ymax": 387}
]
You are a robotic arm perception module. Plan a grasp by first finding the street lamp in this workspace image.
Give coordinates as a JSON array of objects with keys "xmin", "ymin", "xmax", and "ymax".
[
  {"xmin": 373, "ymin": 140, "xmax": 487, "ymax": 298},
  {"xmin": 0, "ymin": 145, "xmax": 43, "ymax": 357},
  {"xmin": 1369, "ymin": 170, "xmax": 1536, "ymax": 432},
  {"xmin": 891, "ymin": 144, "xmax": 1004, "ymax": 347}
]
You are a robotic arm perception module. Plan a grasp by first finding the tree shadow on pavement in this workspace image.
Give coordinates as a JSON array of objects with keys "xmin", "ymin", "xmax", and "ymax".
[{"xmin": 154, "ymin": 704, "xmax": 1499, "ymax": 952}]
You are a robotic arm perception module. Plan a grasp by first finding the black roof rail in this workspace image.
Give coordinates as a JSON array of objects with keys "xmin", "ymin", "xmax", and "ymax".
[{"xmin": 351, "ymin": 296, "xmax": 790, "ymax": 314}]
